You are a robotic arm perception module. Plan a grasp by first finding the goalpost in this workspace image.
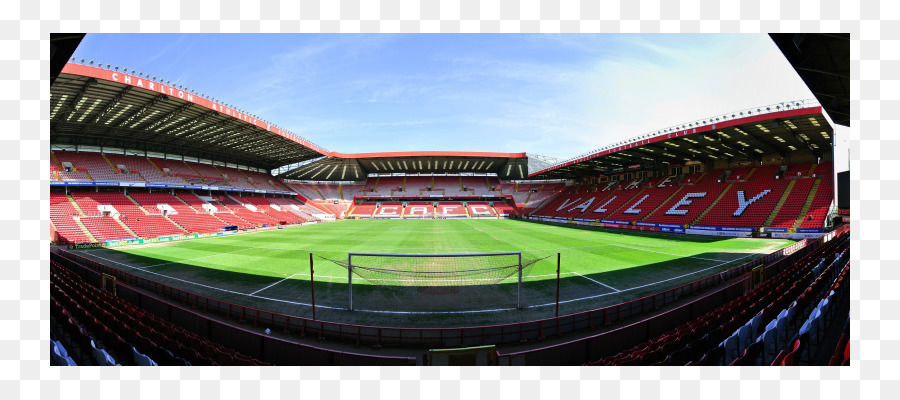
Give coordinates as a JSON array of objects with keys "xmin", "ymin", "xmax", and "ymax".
[{"xmin": 318, "ymin": 252, "xmax": 547, "ymax": 312}]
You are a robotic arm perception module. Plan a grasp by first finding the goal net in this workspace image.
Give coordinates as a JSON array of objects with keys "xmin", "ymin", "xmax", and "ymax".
[{"xmin": 317, "ymin": 252, "xmax": 547, "ymax": 313}]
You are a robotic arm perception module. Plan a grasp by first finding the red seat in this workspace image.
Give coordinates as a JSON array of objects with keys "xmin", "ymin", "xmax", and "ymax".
[
  {"xmin": 781, "ymin": 339, "xmax": 802, "ymax": 366},
  {"xmin": 215, "ymin": 349, "xmax": 234, "ymax": 365}
]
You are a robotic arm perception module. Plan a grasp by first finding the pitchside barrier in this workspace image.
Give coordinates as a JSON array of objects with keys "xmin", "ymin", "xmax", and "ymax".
[{"xmin": 50, "ymin": 224, "xmax": 846, "ymax": 352}]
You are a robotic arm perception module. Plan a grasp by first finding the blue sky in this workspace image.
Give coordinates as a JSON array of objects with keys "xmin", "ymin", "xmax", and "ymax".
[{"xmin": 72, "ymin": 33, "xmax": 846, "ymax": 168}]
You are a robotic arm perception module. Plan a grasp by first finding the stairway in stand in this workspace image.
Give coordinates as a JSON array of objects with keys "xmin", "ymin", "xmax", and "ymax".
[
  {"xmin": 792, "ymin": 178, "xmax": 822, "ymax": 229},
  {"xmin": 125, "ymin": 194, "xmax": 150, "ymax": 215},
  {"xmin": 763, "ymin": 179, "xmax": 797, "ymax": 226},
  {"xmin": 164, "ymin": 215, "xmax": 190, "ymax": 234},
  {"xmin": 115, "ymin": 218, "xmax": 139, "ymax": 237},
  {"xmin": 66, "ymin": 194, "xmax": 86, "ymax": 216},
  {"xmin": 73, "ymin": 218, "xmax": 98, "ymax": 242},
  {"xmin": 101, "ymin": 153, "xmax": 119, "ymax": 175},
  {"xmin": 692, "ymin": 183, "xmax": 733, "ymax": 224},
  {"xmin": 173, "ymin": 194, "xmax": 200, "ymax": 213},
  {"xmin": 640, "ymin": 186, "xmax": 684, "ymax": 222}
]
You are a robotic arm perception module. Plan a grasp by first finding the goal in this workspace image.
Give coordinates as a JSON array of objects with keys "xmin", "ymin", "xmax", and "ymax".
[{"xmin": 318, "ymin": 252, "xmax": 546, "ymax": 312}]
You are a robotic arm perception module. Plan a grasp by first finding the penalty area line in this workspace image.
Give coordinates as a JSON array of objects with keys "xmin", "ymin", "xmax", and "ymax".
[
  {"xmin": 573, "ymin": 272, "xmax": 620, "ymax": 292},
  {"xmin": 80, "ymin": 251, "xmax": 347, "ymax": 311},
  {"xmin": 249, "ymin": 273, "xmax": 300, "ymax": 295},
  {"xmin": 527, "ymin": 251, "xmax": 763, "ymax": 309}
]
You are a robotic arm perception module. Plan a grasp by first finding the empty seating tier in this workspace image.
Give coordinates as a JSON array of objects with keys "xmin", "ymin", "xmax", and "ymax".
[
  {"xmin": 697, "ymin": 179, "xmax": 790, "ymax": 227},
  {"xmin": 404, "ymin": 201, "xmax": 435, "ymax": 217},
  {"xmin": 643, "ymin": 181, "xmax": 728, "ymax": 226},
  {"xmin": 349, "ymin": 202, "xmax": 378, "ymax": 217},
  {"xmin": 50, "ymin": 193, "xmax": 92, "ymax": 243},
  {"xmin": 120, "ymin": 215, "xmax": 185, "ymax": 238},
  {"xmin": 768, "ymin": 178, "xmax": 816, "ymax": 228},
  {"xmin": 435, "ymin": 202, "xmax": 468, "ymax": 216},
  {"xmin": 466, "ymin": 202, "xmax": 496, "ymax": 216},
  {"xmin": 79, "ymin": 216, "xmax": 134, "ymax": 241},
  {"xmin": 800, "ymin": 175, "xmax": 834, "ymax": 229}
]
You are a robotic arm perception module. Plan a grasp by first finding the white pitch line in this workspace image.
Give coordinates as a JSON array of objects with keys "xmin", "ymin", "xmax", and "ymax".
[
  {"xmin": 80, "ymin": 252, "xmax": 347, "ymax": 310},
  {"xmin": 249, "ymin": 273, "xmax": 299, "ymax": 295},
  {"xmin": 573, "ymin": 272, "xmax": 620, "ymax": 292},
  {"xmin": 526, "ymin": 251, "xmax": 763, "ymax": 309},
  {"xmin": 141, "ymin": 247, "xmax": 257, "ymax": 269}
]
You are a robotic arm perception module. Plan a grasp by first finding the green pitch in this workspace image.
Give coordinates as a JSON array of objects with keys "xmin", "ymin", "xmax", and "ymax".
[{"xmin": 77, "ymin": 219, "xmax": 794, "ymax": 327}]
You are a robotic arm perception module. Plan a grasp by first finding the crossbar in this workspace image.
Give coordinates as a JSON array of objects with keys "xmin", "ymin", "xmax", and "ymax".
[{"xmin": 349, "ymin": 252, "xmax": 521, "ymax": 258}]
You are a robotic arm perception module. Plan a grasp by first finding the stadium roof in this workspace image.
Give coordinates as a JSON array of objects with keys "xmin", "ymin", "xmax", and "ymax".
[
  {"xmin": 278, "ymin": 151, "xmax": 530, "ymax": 181},
  {"xmin": 50, "ymin": 64, "xmax": 328, "ymax": 171},
  {"xmin": 529, "ymin": 100, "xmax": 834, "ymax": 180},
  {"xmin": 50, "ymin": 63, "xmax": 835, "ymax": 182},
  {"xmin": 50, "ymin": 64, "xmax": 531, "ymax": 178},
  {"xmin": 769, "ymin": 33, "xmax": 850, "ymax": 127}
]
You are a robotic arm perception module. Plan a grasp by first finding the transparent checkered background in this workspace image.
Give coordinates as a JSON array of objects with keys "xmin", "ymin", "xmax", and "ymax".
[{"xmin": 8, "ymin": 0, "xmax": 891, "ymax": 399}]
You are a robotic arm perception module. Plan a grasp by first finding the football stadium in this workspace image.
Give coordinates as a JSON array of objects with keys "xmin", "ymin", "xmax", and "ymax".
[{"xmin": 49, "ymin": 34, "xmax": 850, "ymax": 366}]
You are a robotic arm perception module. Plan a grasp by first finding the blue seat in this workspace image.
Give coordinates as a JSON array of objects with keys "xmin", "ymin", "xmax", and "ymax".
[
  {"xmin": 749, "ymin": 311, "xmax": 764, "ymax": 338},
  {"xmin": 805, "ymin": 308, "xmax": 823, "ymax": 354},
  {"xmin": 722, "ymin": 334, "xmax": 740, "ymax": 365},
  {"xmin": 51, "ymin": 341, "xmax": 67, "ymax": 365},
  {"xmin": 132, "ymin": 346, "xmax": 157, "ymax": 367},
  {"xmin": 817, "ymin": 297, "xmax": 831, "ymax": 327},
  {"xmin": 737, "ymin": 324, "xmax": 753, "ymax": 355},
  {"xmin": 53, "ymin": 340, "xmax": 67, "ymax": 358},
  {"xmin": 761, "ymin": 319, "xmax": 777, "ymax": 340},
  {"xmin": 91, "ymin": 339, "xmax": 117, "ymax": 366},
  {"xmin": 760, "ymin": 327, "xmax": 778, "ymax": 365},
  {"xmin": 784, "ymin": 306, "xmax": 797, "ymax": 336},
  {"xmin": 775, "ymin": 311, "xmax": 789, "ymax": 350}
]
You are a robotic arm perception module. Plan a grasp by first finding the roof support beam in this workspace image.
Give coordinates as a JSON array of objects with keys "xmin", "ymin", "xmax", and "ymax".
[
  {"xmin": 142, "ymin": 101, "xmax": 194, "ymax": 131},
  {"xmin": 57, "ymin": 80, "xmax": 94, "ymax": 121},
  {"xmin": 91, "ymin": 86, "xmax": 131, "ymax": 124},
  {"xmin": 158, "ymin": 109, "xmax": 218, "ymax": 141},
  {"xmin": 118, "ymin": 94, "xmax": 166, "ymax": 127}
]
